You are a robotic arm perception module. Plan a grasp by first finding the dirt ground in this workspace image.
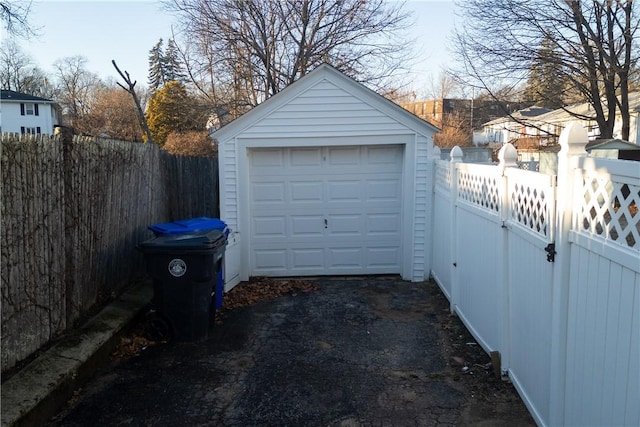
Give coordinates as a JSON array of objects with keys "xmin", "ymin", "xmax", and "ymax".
[
  {"xmin": 423, "ymin": 281, "xmax": 536, "ymax": 426},
  {"xmin": 109, "ymin": 277, "xmax": 535, "ymax": 426}
]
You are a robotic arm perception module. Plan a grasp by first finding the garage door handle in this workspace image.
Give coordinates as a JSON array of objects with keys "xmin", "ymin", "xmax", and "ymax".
[{"xmin": 324, "ymin": 218, "xmax": 328, "ymax": 229}]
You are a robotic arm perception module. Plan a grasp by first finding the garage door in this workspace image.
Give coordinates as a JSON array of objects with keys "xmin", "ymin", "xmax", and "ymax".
[{"xmin": 249, "ymin": 145, "xmax": 403, "ymax": 276}]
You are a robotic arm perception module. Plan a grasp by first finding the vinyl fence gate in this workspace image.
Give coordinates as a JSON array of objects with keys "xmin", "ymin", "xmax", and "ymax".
[{"xmin": 430, "ymin": 122, "xmax": 639, "ymax": 427}]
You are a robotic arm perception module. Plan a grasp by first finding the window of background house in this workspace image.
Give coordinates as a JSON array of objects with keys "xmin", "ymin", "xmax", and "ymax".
[
  {"xmin": 20, "ymin": 103, "xmax": 39, "ymax": 116},
  {"xmin": 20, "ymin": 127, "xmax": 41, "ymax": 135}
]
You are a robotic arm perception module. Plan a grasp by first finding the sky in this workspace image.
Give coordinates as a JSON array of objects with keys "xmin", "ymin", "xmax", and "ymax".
[{"xmin": 15, "ymin": 0, "xmax": 459, "ymax": 97}]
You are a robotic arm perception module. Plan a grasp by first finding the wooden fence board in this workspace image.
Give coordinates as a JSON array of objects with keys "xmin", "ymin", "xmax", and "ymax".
[{"xmin": 1, "ymin": 133, "xmax": 218, "ymax": 374}]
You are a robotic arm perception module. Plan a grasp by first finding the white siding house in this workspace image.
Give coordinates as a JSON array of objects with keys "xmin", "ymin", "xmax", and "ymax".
[
  {"xmin": 212, "ymin": 64, "xmax": 439, "ymax": 288},
  {"xmin": 475, "ymin": 91, "xmax": 640, "ymax": 146},
  {"xmin": 534, "ymin": 91, "xmax": 640, "ymax": 143},
  {"xmin": 0, "ymin": 90, "xmax": 61, "ymax": 135},
  {"xmin": 474, "ymin": 105, "xmax": 554, "ymax": 145}
]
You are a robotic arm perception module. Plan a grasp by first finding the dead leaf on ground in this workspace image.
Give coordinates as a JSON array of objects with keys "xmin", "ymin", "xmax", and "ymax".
[
  {"xmin": 219, "ymin": 277, "xmax": 319, "ymax": 312},
  {"xmin": 111, "ymin": 277, "xmax": 319, "ymax": 360}
]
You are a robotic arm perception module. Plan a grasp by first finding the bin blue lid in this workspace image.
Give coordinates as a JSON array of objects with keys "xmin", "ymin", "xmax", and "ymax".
[
  {"xmin": 149, "ymin": 217, "xmax": 228, "ymax": 235},
  {"xmin": 139, "ymin": 229, "xmax": 227, "ymax": 252}
]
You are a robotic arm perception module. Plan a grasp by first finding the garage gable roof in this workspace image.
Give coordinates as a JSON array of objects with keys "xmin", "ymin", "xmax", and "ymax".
[{"xmin": 211, "ymin": 63, "xmax": 439, "ymax": 141}]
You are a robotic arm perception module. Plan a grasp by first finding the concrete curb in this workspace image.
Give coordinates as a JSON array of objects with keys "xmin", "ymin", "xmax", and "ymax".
[{"xmin": 1, "ymin": 282, "xmax": 153, "ymax": 427}]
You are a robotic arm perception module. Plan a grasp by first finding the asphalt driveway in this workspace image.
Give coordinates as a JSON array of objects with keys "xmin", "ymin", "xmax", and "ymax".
[{"xmin": 47, "ymin": 276, "xmax": 534, "ymax": 426}]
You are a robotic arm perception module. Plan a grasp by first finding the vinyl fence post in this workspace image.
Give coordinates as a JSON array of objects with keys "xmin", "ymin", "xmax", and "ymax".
[
  {"xmin": 449, "ymin": 146, "xmax": 463, "ymax": 313},
  {"xmin": 497, "ymin": 143, "xmax": 517, "ymax": 377},
  {"xmin": 427, "ymin": 145, "xmax": 441, "ymax": 282},
  {"xmin": 549, "ymin": 122, "xmax": 588, "ymax": 427}
]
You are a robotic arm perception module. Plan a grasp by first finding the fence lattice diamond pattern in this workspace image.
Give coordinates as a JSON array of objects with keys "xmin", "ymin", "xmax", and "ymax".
[
  {"xmin": 510, "ymin": 183, "xmax": 550, "ymax": 238},
  {"xmin": 458, "ymin": 170, "xmax": 500, "ymax": 212},
  {"xmin": 580, "ymin": 177, "xmax": 639, "ymax": 248},
  {"xmin": 435, "ymin": 161, "xmax": 450, "ymax": 190}
]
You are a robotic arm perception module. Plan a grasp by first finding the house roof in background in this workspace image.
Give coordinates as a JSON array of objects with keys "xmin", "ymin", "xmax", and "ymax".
[
  {"xmin": 1, "ymin": 90, "xmax": 56, "ymax": 103},
  {"xmin": 519, "ymin": 105, "xmax": 555, "ymax": 117},
  {"xmin": 481, "ymin": 91, "xmax": 640, "ymax": 127},
  {"xmin": 483, "ymin": 105, "xmax": 553, "ymax": 126},
  {"xmin": 531, "ymin": 91, "xmax": 640, "ymax": 125},
  {"xmin": 585, "ymin": 138, "xmax": 640, "ymax": 151}
]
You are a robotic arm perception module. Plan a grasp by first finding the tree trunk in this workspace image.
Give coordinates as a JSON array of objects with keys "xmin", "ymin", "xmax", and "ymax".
[{"xmin": 112, "ymin": 60, "xmax": 154, "ymax": 144}]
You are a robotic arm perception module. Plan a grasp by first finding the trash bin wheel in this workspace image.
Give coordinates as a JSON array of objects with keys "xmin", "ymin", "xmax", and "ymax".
[{"xmin": 144, "ymin": 311, "xmax": 173, "ymax": 342}]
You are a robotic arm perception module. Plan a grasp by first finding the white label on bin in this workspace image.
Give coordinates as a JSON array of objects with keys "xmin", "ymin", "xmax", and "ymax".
[{"xmin": 168, "ymin": 258, "xmax": 187, "ymax": 277}]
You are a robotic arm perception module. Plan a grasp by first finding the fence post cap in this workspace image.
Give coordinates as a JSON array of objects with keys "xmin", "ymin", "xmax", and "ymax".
[
  {"xmin": 450, "ymin": 146, "xmax": 463, "ymax": 163},
  {"xmin": 497, "ymin": 143, "xmax": 518, "ymax": 168},
  {"xmin": 559, "ymin": 121, "xmax": 588, "ymax": 156},
  {"xmin": 432, "ymin": 146, "xmax": 441, "ymax": 158}
]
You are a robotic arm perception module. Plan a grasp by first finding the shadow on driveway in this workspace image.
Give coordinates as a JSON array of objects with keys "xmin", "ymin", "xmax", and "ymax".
[{"xmin": 48, "ymin": 276, "xmax": 534, "ymax": 426}]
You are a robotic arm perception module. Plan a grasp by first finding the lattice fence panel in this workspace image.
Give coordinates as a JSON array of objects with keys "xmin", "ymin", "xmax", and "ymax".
[
  {"xmin": 435, "ymin": 160, "xmax": 450, "ymax": 191},
  {"xmin": 457, "ymin": 165, "xmax": 501, "ymax": 213},
  {"xmin": 517, "ymin": 160, "xmax": 540, "ymax": 172},
  {"xmin": 507, "ymin": 169, "xmax": 555, "ymax": 240},
  {"xmin": 578, "ymin": 172, "xmax": 639, "ymax": 249}
]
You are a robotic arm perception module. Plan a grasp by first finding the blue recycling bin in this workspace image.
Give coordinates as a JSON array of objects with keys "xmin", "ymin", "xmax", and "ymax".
[{"xmin": 148, "ymin": 217, "xmax": 228, "ymax": 310}]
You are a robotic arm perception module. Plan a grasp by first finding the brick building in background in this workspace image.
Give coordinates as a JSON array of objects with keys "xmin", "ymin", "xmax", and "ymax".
[{"xmin": 402, "ymin": 98, "xmax": 529, "ymax": 130}]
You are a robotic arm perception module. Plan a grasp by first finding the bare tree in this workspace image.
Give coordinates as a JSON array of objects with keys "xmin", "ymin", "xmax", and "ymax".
[
  {"xmin": 454, "ymin": 0, "xmax": 639, "ymax": 140},
  {"xmin": 81, "ymin": 85, "xmax": 144, "ymax": 141},
  {"xmin": 166, "ymin": 30, "xmax": 251, "ymax": 124},
  {"xmin": 428, "ymin": 70, "xmax": 464, "ymax": 100},
  {"xmin": 164, "ymin": 0, "xmax": 412, "ymax": 117},
  {"xmin": 112, "ymin": 60, "xmax": 154, "ymax": 143},
  {"xmin": 0, "ymin": 39, "xmax": 52, "ymax": 96},
  {"xmin": 54, "ymin": 56, "xmax": 104, "ymax": 129},
  {"xmin": 1, "ymin": 1, "xmax": 36, "ymax": 38},
  {"xmin": 433, "ymin": 111, "xmax": 473, "ymax": 148}
]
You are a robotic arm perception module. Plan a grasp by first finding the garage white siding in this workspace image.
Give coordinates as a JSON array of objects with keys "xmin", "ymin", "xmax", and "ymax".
[
  {"xmin": 412, "ymin": 135, "xmax": 432, "ymax": 281},
  {"xmin": 214, "ymin": 64, "xmax": 437, "ymax": 286},
  {"xmin": 249, "ymin": 145, "xmax": 403, "ymax": 276},
  {"xmin": 221, "ymin": 143, "xmax": 239, "ymax": 231},
  {"xmin": 240, "ymin": 80, "xmax": 412, "ymax": 138}
]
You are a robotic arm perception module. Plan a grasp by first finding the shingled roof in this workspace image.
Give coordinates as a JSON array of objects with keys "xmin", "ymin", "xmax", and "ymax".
[{"xmin": 1, "ymin": 90, "xmax": 56, "ymax": 103}]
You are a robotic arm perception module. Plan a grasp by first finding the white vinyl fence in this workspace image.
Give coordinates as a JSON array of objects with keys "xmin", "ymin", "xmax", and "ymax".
[{"xmin": 430, "ymin": 122, "xmax": 639, "ymax": 427}]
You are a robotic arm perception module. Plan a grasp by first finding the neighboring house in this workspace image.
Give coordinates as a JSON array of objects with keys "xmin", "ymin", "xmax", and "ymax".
[
  {"xmin": 474, "ymin": 91, "xmax": 640, "ymax": 146},
  {"xmin": 0, "ymin": 90, "xmax": 61, "ymax": 135},
  {"xmin": 473, "ymin": 105, "xmax": 554, "ymax": 145},
  {"xmin": 535, "ymin": 92, "xmax": 640, "ymax": 144},
  {"xmin": 213, "ymin": 63, "xmax": 439, "ymax": 289}
]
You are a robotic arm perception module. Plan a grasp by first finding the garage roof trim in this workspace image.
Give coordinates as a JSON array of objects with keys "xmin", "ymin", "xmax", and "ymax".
[{"xmin": 211, "ymin": 63, "xmax": 440, "ymax": 142}]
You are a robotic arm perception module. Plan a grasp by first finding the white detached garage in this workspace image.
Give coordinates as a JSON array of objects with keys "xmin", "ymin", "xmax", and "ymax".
[{"xmin": 213, "ymin": 64, "xmax": 438, "ymax": 289}]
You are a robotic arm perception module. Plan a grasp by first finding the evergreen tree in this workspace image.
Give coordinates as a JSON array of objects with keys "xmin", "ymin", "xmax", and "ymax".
[
  {"xmin": 145, "ymin": 80, "xmax": 201, "ymax": 146},
  {"xmin": 148, "ymin": 38, "xmax": 166, "ymax": 92},
  {"xmin": 164, "ymin": 38, "xmax": 187, "ymax": 83},
  {"xmin": 523, "ymin": 35, "xmax": 567, "ymax": 109}
]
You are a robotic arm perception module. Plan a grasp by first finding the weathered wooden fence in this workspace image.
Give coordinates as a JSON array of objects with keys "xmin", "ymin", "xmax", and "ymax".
[
  {"xmin": 431, "ymin": 123, "xmax": 639, "ymax": 427},
  {"xmin": 1, "ymin": 133, "xmax": 218, "ymax": 374}
]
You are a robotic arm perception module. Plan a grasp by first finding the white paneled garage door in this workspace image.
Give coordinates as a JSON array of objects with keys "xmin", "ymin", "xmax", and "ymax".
[{"xmin": 249, "ymin": 145, "xmax": 403, "ymax": 276}]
